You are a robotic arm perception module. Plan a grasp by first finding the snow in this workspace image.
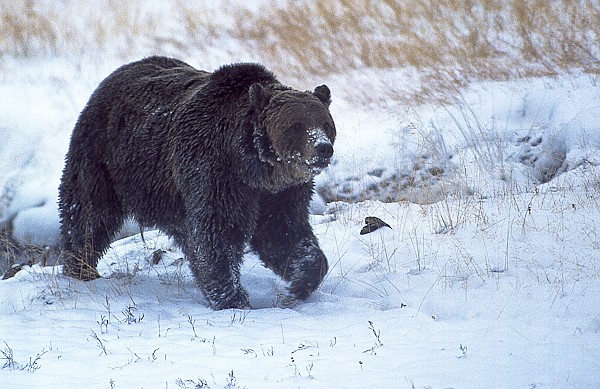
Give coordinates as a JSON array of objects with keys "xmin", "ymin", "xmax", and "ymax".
[
  {"xmin": 2, "ymin": 8, "xmax": 600, "ymax": 389},
  {"xmin": 2, "ymin": 193, "xmax": 599, "ymax": 388}
]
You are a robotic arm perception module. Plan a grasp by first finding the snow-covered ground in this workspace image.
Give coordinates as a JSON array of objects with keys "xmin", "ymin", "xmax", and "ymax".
[
  {"xmin": 2, "ymin": 7, "xmax": 600, "ymax": 388},
  {"xmin": 2, "ymin": 184, "xmax": 600, "ymax": 388}
]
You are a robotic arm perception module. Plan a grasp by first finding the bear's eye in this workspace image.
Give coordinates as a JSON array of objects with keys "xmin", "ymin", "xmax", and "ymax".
[{"xmin": 289, "ymin": 122, "xmax": 305, "ymax": 134}]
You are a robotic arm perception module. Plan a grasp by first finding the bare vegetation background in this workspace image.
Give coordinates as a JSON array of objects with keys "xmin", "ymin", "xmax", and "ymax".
[{"xmin": 1, "ymin": 0, "xmax": 598, "ymax": 103}]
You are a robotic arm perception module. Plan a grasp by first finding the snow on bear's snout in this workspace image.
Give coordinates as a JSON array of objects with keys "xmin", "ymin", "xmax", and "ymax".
[{"xmin": 306, "ymin": 127, "xmax": 334, "ymax": 172}]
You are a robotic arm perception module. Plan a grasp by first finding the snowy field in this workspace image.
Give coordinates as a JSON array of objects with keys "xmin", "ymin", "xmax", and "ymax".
[{"xmin": 2, "ymin": 2, "xmax": 600, "ymax": 388}]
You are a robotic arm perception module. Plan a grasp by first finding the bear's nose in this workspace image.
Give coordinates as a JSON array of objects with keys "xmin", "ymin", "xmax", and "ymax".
[{"xmin": 315, "ymin": 142, "xmax": 334, "ymax": 159}]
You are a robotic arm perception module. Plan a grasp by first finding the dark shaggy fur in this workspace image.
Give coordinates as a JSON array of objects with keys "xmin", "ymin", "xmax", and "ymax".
[{"xmin": 58, "ymin": 56, "xmax": 336, "ymax": 309}]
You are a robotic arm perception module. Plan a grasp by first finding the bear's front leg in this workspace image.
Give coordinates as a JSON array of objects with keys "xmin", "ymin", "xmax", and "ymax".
[
  {"xmin": 282, "ymin": 237, "xmax": 329, "ymax": 301},
  {"xmin": 180, "ymin": 186, "xmax": 257, "ymax": 310},
  {"xmin": 251, "ymin": 185, "xmax": 329, "ymax": 303},
  {"xmin": 183, "ymin": 232, "xmax": 250, "ymax": 310}
]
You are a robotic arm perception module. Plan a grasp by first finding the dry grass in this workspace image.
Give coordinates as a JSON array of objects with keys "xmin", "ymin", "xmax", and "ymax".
[
  {"xmin": 0, "ymin": 0, "xmax": 598, "ymax": 102},
  {"xmin": 0, "ymin": 0, "xmax": 220, "ymax": 59},
  {"xmin": 0, "ymin": 0, "xmax": 58, "ymax": 57},
  {"xmin": 232, "ymin": 0, "xmax": 600, "ymax": 103}
]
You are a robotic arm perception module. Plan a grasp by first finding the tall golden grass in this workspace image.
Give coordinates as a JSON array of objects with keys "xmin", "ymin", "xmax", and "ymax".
[
  {"xmin": 1, "ymin": 0, "xmax": 598, "ymax": 102},
  {"xmin": 0, "ymin": 0, "xmax": 220, "ymax": 59},
  {"xmin": 0, "ymin": 0, "xmax": 58, "ymax": 57},
  {"xmin": 232, "ymin": 0, "xmax": 599, "ymax": 102},
  {"xmin": 236, "ymin": 0, "xmax": 600, "ymax": 73}
]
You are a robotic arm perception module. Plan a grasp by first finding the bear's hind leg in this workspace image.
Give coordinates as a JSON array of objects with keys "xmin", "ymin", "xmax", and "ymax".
[
  {"xmin": 60, "ymin": 205, "xmax": 124, "ymax": 280},
  {"xmin": 60, "ymin": 211, "xmax": 116, "ymax": 280},
  {"xmin": 59, "ymin": 165, "xmax": 124, "ymax": 280}
]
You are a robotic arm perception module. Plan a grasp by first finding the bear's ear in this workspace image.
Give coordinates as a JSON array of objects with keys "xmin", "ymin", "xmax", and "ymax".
[
  {"xmin": 313, "ymin": 85, "xmax": 331, "ymax": 106},
  {"xmin": 249, "ymin": 83, "xmax": 271, "ymax": 112}
]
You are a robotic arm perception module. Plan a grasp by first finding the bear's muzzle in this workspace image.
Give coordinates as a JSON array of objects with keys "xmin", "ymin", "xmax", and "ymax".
[{"xmin": 306, "ymin": 127, "xmax": 334, "ymax": 171}]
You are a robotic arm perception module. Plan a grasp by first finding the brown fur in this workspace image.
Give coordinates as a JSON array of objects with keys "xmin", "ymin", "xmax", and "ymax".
[{"xmin": 58, "ymin": 56, "xmax": 336, "ymax": 309}]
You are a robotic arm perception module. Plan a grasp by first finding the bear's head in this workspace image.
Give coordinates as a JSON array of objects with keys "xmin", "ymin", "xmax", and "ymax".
[{"xmin": 250, "ymin": 83, "xmax": 336, "ymax": 190}]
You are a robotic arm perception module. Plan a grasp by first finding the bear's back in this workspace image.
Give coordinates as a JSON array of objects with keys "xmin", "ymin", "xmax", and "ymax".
[
  {"xmin": 207, "ymin": 63, "xmax": 280, "ymax": 98},
  {"xmin": 91, "ymin": 56, "xmax": 210, "ymax": 109}
]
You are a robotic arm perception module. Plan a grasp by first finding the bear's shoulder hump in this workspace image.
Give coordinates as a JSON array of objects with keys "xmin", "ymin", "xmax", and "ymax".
[{"xmin": 210, "ymin": 63, "xmax": 279, "ymax": 94}]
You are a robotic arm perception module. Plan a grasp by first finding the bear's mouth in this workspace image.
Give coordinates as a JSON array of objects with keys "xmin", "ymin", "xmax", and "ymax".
[{"xmin": 305, "ymin": 157, "xmax": 331, "ymax": 173}]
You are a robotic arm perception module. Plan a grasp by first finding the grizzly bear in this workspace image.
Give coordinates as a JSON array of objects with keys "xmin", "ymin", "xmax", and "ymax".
[{"xmin": 58, "ymin": 56, "xmax": 336, "ymax": 310}]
